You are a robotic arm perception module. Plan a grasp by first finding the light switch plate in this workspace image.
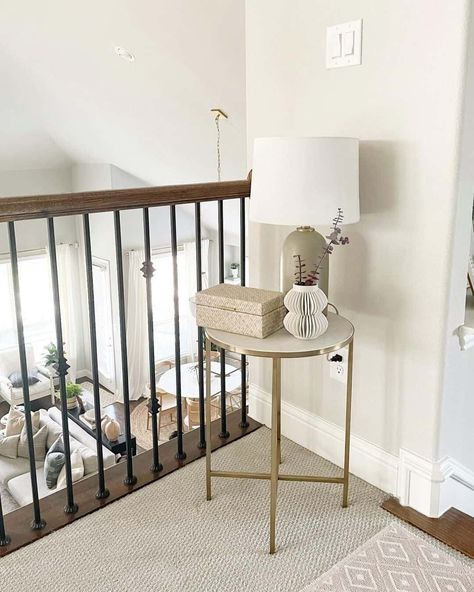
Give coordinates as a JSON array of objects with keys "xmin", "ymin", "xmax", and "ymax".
[{"xmin": 326, "ymin": 19, "xmax": 362, "ymax": 69}]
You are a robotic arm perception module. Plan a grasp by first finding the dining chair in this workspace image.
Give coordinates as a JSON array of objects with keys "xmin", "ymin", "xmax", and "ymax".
[
  {"xmin": 186, "ymin": 397, "xmax": 219, "ymax": 429},
  {"xmin": 146, "ymin": 360, "xmax": 177, "ymax": 436}
]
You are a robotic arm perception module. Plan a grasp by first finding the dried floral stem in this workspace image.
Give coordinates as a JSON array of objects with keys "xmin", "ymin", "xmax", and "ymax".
[{"xmin": 292, "ymin": 208, "xmax": 350, "ymax": 286}]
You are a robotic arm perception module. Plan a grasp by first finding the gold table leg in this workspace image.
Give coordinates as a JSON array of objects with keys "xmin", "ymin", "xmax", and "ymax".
[
  {"xmin": 342, "ymin": 338, "xmax": 354, "ymax": 508},
  {"xmin": 204, "ymin": 333, "xmax": 354, "ymax": 553},
  {"xmin": 277, "ymin": 375, "xmax": 282, "ymax": 465},
  {"xmin": 270, "ymin": 357, "xmax": 281, "ymax": 554},
  {"xmin": 205, "ymin": 338, "xmax": 212, "ymax": 501}
]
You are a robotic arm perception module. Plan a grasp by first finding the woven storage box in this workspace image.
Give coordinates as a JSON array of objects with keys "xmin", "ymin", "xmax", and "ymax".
[{"xmin": 196, "ymin": 284, "xmax": 286, "ymax": 339}]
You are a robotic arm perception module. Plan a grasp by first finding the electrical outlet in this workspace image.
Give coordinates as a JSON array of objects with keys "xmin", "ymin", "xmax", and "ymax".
[{"xmin": 328, "ymin": 348, "xmax": 348, "ymax": 383}]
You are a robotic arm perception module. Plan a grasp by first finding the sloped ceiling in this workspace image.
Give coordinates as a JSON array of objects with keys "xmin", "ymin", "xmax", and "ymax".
[
  {"xmin": 0, "ymin": 65, "xmax": 71, "ymax": 171},
  {"xmin": 0, "ymin": 0, "xmax": 247, "ymax": 185}
]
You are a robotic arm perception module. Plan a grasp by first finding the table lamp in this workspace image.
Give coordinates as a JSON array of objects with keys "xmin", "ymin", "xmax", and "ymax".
[{"xmin": 249, "ymin": 137, "xmax": 360, "ymax": 296}]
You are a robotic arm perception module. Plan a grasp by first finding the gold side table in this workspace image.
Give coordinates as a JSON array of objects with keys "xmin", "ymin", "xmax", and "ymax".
[{"xmin": 204, "ymin": 312, "xmax": 354, "ymax": 554}]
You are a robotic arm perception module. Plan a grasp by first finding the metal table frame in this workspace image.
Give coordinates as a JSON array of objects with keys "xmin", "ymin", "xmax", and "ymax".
[{"xmin": 204, "ymin": 314, "xmax": 354, "ymax": 554}]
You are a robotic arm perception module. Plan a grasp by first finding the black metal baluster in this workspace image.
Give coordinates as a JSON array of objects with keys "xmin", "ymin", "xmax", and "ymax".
[
  {"xmin": 0, "ymin": 493, "xmax": 10, "ymax": 547},
  {"xmin": 47, "ymin": 218, "xmax": 79, "ymax": 514},
  {"xmin": 217, "ymin": 200, "xmax": 229, "ymax": 438},
  {"xmin": 114, "ymin": 210, "xmax": 137, "ymax": 485},
  {"xmin": 142, "ymin": 208, "xmax": 163, "ymax": 472},
  {"xmin": 170, "ymin": 205, "xmax": 186, "ymax": 460},
  {"xmin": 82, "ymin": 214, "xmax": 110, "ymax": 499},
  {"xmin": 8, "ymin": 222, "xmax": 46, "ymax": 530},
  {"xmin": 239, "ymin": 197, "xmax": 249, "ymax": 428},
  {"xmin": 195, "ymin": 203, "xmax": 206, "ymax": 449}
]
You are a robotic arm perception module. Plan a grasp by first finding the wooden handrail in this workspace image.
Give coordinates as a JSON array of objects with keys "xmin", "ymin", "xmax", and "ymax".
[{"xmin": 0, "ymin": 178, "xmax": 251, "ymax": 223}]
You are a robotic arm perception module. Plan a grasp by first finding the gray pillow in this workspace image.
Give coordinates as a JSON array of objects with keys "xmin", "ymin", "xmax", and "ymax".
[
  {"xmin": 8, "ymin": 369, "xmax": 40, "ymax": 388},
  {"xmin": 44, "ymin": 436, "xmax": 66, "ymax": 490}
]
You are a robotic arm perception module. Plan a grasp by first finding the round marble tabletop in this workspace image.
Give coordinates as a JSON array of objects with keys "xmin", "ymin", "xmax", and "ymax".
[
  {"xmin": 205, "ymin": 312, "xmax": 354, "ymax": 359},
  {"xmin": 159, "ymin": 361, "xmax": 241, "ymax": 399}
]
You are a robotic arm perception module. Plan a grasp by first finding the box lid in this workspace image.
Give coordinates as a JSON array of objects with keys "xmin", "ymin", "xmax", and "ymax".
[{"xmin": 195, "ymin": 284, "xmax": 284, "ymax": 316}]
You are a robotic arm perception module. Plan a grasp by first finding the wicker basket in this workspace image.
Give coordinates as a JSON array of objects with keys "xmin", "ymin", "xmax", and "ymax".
[{"xmin": 195, "ymin": 284, "xmax": 286, "ymax": 339}]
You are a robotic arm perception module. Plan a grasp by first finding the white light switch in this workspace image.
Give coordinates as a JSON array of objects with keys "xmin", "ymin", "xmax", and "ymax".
[
  {"xmin": 329, "ymin": 33, "xmax": 342, "ymax": 58},
  {"xmin": 326, "ymin": 20, "xmax": 362, "ymax": 69},
  {"xmin": 343, "ymin": 31, "xmax": 355, "ymax": 56}
]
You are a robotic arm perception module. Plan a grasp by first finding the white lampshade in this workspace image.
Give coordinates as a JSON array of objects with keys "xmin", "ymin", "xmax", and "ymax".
[{"xmin": 249, "ymin": 137, "xmax": 360, "ymax": 226}]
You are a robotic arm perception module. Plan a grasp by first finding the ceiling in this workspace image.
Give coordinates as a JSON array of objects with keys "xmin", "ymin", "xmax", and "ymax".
[
  {"xmin": 0, "ymin": 0, "xmax": 247, "ymax": 184},
  {"xmin": 0, "ymin": 64, "xmax": 70, "ymax": 171}
]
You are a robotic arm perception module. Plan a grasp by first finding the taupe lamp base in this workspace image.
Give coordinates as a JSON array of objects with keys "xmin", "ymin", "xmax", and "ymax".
[{"xmin": 280, "ymin": 226, "xmax": 329, "ymax": 296}]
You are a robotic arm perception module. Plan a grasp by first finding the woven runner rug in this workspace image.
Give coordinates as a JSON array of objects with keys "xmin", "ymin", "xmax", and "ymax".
[{"xmin": 301, "ymin": 523, "xmax": 473, "ymax": 592}]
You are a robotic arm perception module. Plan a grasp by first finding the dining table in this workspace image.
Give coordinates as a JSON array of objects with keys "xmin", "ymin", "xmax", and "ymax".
[
  {"xmin": 158, "ymin": 361, "xmax": 241, "ymax": 430},
  {"xmin": 158, "ymin": 361, "xmax": 241, "ymax": 399}
]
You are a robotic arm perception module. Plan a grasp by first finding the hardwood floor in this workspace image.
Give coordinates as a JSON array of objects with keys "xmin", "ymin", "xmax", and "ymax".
[{"xmin": 382, "ymin": 497, "xmax": 474, "ymax": 559}]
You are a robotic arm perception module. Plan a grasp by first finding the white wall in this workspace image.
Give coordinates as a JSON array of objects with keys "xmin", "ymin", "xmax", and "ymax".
[
  {"xmin": 0, "ymin": 168, "xmax": 75, "ymax": 252},
  {"xmin": 0, "ymin": 168, "xmax": 71, "ymax": 198},
  {"xmin": 438, "ymin": 3, "xmax": 474, "ymax": 516},
  {"xmin": 246, "ymin": 0, "xmax": 471, "ymax": 515}
]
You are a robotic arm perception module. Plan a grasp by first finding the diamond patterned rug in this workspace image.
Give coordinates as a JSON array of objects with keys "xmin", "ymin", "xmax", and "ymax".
[{"xmin": 301, "ymin": 523, "xmax": 473, "ymax": 591}]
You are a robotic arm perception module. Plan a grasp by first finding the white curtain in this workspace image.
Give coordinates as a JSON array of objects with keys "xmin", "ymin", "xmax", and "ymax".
[
  {"xmin": 126, "ymin": 249, "xmax": 148, "ymax": 400},
  {"xmin": 54, "ymin": 244, "xmax": 80, "ymax": 382},
  {"xmin": 183, "ymin": 239, "xmax": 209, "ymax": 361}
]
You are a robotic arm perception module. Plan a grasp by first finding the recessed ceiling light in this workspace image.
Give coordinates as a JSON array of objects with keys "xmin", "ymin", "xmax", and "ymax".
[{"xmin": 114, "ymin": 46, "xmax": 135, "ymax": 62}]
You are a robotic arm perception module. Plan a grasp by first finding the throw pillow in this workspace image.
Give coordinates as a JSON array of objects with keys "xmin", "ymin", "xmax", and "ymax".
[
  {"xmin": 17, "ymin": 424, "xmax": 48, "ymax": 461},
  {"xmin": 44, "ymin": 436, "xmax": 66, "ymax": 489},
  {"xmin": 5, "ymin": 407, "xmax": 25, "ymax": 436},
  {"xmin": 8, "ymin": 369, "xmax": 40, "ymax": 388},
  {"xmin": 0, "ymin": 433, "xmax": 20, "ymax": 459},
  {"xmin": 5, "ymin": 408, "xmax": 40, "ymax": 437},
  {"xmin": 70, "ymin": 443, "xmax": 97, "ymax": 475},
  {"xmin": 56, "ymin": 449, "xmax": 84, "ymax": 489}
]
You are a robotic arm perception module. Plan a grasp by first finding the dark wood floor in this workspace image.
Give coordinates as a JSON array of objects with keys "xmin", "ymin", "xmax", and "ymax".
[{"xmin": 382, "ymin": 497, "xmax": 474, "ymax": 559}]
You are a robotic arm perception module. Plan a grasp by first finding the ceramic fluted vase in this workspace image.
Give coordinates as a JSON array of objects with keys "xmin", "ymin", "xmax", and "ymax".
[
  {"xmin": 102, "ymin": 416, "xmax": 121, "ymax": 441},
  {"xmin": 283, "ymin": 284, "xmax": 328, "ymax": 340}
]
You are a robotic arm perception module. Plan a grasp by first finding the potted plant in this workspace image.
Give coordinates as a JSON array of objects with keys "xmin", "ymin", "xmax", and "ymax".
[
  {"xmin": 230, "ymin": 262, "xmax": 239, "ymax": 279},
  {"xmin": 284, "ymin": 209, "xmax": 349, "ymax": 340},
  {"xmin": 43, "ymin": 342, "xmax": 60, "ymax": 373},
  {"xmin": 65, "ymin": 383, "xmax": 82, "ymax": 409}
]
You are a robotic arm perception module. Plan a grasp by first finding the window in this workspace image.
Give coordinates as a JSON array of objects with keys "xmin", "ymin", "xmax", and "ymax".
[
  {"xmin": 0, "ymin": 253, "xmax": 55, "ymax": 362},
  {"xmin": 151, "ymin": 249, "xmax": 195, "ymax": 362},
  {"xmin": 92, "ymin": 258, "xmax": 116, "ymax": 391}
]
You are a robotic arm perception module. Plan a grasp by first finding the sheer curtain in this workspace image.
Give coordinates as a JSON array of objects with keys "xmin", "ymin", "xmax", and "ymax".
[
  {"xmin": 183, "ymin": 239, "xmax": 209, "ymax": 362},
  {"xmin": 126, "ymin": 249, "xmax": 148, "ymax": 400},
  {"xmin": 54, "ymin": 244, "xmax": 80, "ymax": 382},
  {"xmin": 125, "ymin": 241, "xmax": 209, "ymax": 398}
]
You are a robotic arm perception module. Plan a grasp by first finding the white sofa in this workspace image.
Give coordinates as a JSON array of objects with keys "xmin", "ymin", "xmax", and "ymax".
[
  {"xmin": 0, "ymin": 407, "xmax": 115, "ymax": 508},
  {"xmin": 0, "ymin": 345, "xmax": 54, "ymax": 406}
]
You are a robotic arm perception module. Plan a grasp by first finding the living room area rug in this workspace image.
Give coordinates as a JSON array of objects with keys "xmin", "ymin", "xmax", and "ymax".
[
  {"xmin": 300, "ymin": 523, "xmax": 474, "ymax": 592},
  {"xmin": 80, "ymin": 381, "xmax": 118, "ymax": 408}
]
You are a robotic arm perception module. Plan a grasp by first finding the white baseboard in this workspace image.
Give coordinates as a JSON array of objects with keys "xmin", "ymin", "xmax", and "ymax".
[
  {"xmin": 439, "ymin": 457, "xmax": 474, "ymax": 517},
  {"xmin": 397, "ymin": 450, "xmax": 474, "ymax": 517},
  {"xmin": 397, "ymin": 449, "xmax": 446, "ymax": 517},
  {"xmin": 249, "ymin": 384, "xmax": 474, "ymax": 518},
  {"xmin": 76, "ymin": 369, "xmax": 92, "ymax": 381},
  {"xmin": 249, "ymin": 384, "xmax": 399, "ymax": 495}
]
